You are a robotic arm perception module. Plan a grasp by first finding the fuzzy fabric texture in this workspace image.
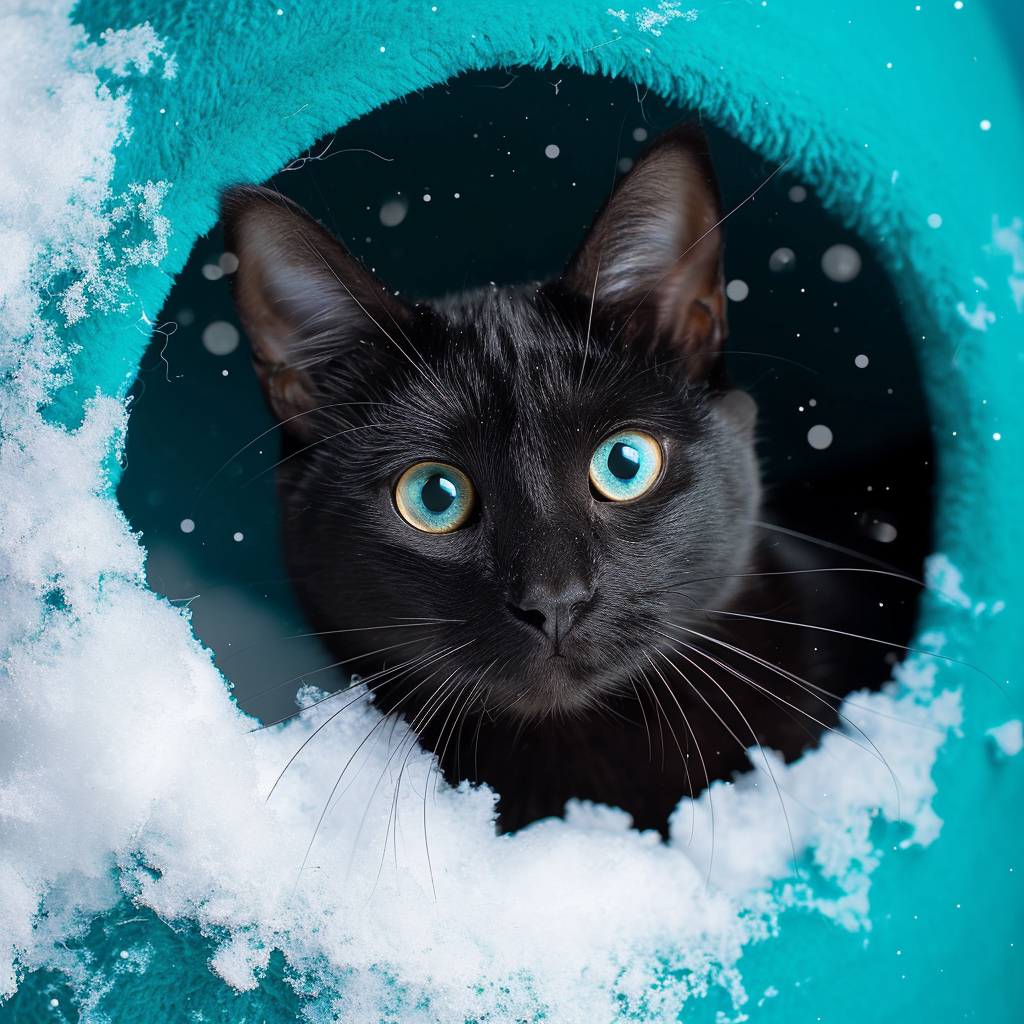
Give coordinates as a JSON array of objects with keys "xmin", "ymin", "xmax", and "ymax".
[{"xmin": 2, "ymin": 1, "xmax": 1023, "ymax": 1020}]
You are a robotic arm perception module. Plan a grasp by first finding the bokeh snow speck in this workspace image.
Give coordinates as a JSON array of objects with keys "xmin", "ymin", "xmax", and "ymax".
[{"xmin": 0, "ymin": 7, "xmax": 963, "ymax": 1022}]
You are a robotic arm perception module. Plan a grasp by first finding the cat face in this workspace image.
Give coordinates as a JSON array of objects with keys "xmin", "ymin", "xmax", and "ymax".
[{"xmin": 222, "ymin": 124, "xmax": 760, "ymax": 722}]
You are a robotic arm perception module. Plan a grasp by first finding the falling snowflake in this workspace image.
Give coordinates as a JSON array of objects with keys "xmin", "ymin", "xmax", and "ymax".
[{"xmin": 607, "ymin": 1, "xmax": 697, "ymax": 36}]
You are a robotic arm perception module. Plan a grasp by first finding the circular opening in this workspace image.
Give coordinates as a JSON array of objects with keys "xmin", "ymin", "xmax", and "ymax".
[{"xmin": 120, "ymin": 66, "xmax": 934, "ymax": 828}]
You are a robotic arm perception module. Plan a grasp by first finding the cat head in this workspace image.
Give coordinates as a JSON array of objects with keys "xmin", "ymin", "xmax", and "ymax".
[{"xmin": 221, "ymin": 124, "xmax": 760, "ymax": 722}]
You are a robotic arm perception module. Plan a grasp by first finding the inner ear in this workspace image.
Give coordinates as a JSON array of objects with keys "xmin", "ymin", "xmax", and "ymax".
[
  {"xmin": 221, "ymin": 186, "xmax": 412, "ymax": 438},
  {"xmin": 561, "ymin": 123, "xmax": 727, "ymax": 382}
]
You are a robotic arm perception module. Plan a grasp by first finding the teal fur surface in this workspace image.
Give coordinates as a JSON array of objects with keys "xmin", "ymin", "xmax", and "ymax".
[{"xmin": 9, "ymin": 0, "xmax": 1024, "ymax": 1019}]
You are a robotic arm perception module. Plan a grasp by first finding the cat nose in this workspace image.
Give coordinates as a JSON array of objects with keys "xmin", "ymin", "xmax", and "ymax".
[{"xmin": 508, "ymin": 581, "xmax": 594, "ymax": 645}]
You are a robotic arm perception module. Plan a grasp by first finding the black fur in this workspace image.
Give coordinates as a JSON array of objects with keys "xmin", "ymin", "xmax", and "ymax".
[{"xmin": 222, "ymin": 125, "xmax": 873, "ymax": 834}]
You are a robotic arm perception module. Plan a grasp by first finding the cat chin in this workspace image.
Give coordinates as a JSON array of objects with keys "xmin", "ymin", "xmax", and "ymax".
[
  {"xmin": 478, "ymin": 660, "xmax": 637, "ymax": 723},
  {"xmin": 487, "ymin": 683, "xmax": 613, "ymax": 724}
]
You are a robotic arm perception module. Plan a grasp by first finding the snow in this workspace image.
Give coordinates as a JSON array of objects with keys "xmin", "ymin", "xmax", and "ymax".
[
  {"xmin": 821, "ymin": 243, "xmax": 862, "ymax": 283},
  {"xmin": 807, "ymin": 423, "xmax": 834, "ymax": 449},
  {"xmin": 987, "ymin": 719, "xmax": 1023, "ymax": 758},
  {"xmin": 607, "ymin": 3, "xmax": 698, "ymax": 36},
  {"xmin": 726, "ymin": 279, "xmax": 749, "ymax": 301}
]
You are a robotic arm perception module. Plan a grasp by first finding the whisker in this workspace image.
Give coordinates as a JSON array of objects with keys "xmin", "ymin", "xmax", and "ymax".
[
  {"xmin": 672, "ymin": 634, "xmax": 828, "ymax": 749},
  {"xmin": 265, "ymin": 642, "xmax": 470, "ymax": 798},
  {"xmin": 628, "ymin": 676, "xmax": 655, "ymax": 764},
  {"xmin": 654, "ymin": 644, "xmax": 801, "ymax": 880},
  {"xmin": 638, "ymin": 659, "xmax": 712, "ymax": 868},
  {"xmin": 298, "ymin": 232, "xmax": 455, "ymax": 406},
  {"xmin": 224, "ymin": 619, "xmax": 454, "ymax": 664},
  {"xmin": 642, "ymin": 652, "xmax": 688, "ymax": 772},
  {"xmin": 426, "ymin": 678, "xmax": 486, "ymax": 896},
  {"xmin": 610, "ymin": 158, "xmax": 790, "ymax": 350},
  {"xmin": 292, "ymin": 708, "xmax": 399, "ymax": 894},
  {"xmin": 303, "ymin": 648, "xmax": 477, "ymax": 893},
  {"xmin": 653, "ymin": 348, "xmax": 818, "ymax": 377},
  {"xmin": 241, "ymin": 422, "xmax": 383, "ymax": 487},
  {"xmin": 666, "ymin": 633, "xmax": 903, "ymax": 823},
  {"xmin": 662, "ymin": 616, "xmax": 924, "ymax": 758},
  {"xmin": 325, "ymin": 660, "xmax": 459, "ymax": 823},
  {"xmin": 700, "ymin": 607, "xmax": 1009, "ymax": 698},
  {"xmin": 241, "ymin": 634, "xmax": 436, "ymax": 712},
  {"xmin": 751, "ymin": 520, "xmax": 918, "ymax": 577},
  {"xmin": 641, "ymin": 656, "xmax": 704, "ymax": 854},
  {"xmin": 373, "ymin": 675, "xmax": 466, "ymax": 897},
  {"xmin": 342, "ymin": 666, "xmax": 466, "ymax": 884},
  {"xmin": 669, "ymin": 565, "xmax": 926, "ymax": 592},
  {"xmin": 188, "ymin": 400, "xmax": 384, "ymax": 515},
  {"xmin": 577, "ymin": 252, "xmax": 603, "ymax": 386}
]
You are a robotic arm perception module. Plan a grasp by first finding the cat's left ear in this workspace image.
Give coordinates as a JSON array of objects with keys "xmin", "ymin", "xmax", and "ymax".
[
  {"xmin": 220, "ymin": 185, "xmax": 412, "ymax": 440},
  {"xmin": 562, "ymin": 123, "xmax": 727, "ymax": 381}
]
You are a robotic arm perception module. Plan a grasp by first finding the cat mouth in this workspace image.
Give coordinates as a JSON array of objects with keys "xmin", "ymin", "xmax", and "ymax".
[{"xmin": 484, "ymin": 647, "xmax": 639, "ymax": 720}]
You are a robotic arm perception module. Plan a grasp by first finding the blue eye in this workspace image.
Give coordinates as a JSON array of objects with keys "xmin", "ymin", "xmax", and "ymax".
[
  {"xmin": 395, "ymin": 462, "xmax": 475, "ymax": 533},
  {"xmin": 589, "ymin": 430, "xmax": 663, "ymax": 501}
]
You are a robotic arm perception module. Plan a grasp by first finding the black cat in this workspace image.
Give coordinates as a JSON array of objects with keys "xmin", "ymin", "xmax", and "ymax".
[{"xmin": 221, "ymin": 124, "xmax": 888, "ymax": 835}]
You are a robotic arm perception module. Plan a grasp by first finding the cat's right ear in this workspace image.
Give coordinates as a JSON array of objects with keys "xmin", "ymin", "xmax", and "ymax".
[
  {"xmin": 561, "ymin": 124, "xmax": 727, "ymax": 382},
  {"xmin": 220, "ymin": 186, "xmax": 410, "ymax": 438}
]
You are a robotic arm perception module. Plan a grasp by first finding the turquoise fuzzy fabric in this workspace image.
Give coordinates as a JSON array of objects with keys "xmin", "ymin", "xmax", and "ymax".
[{"xmin": 6, "ymin": 0, "xmax": 1023, "ymax": 1020}]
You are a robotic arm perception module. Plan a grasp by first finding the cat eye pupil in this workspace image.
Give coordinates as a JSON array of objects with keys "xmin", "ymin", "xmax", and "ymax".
[
  {"xmin": 421, "ymin": 474, "xmax": 458, "ymax": 514},
  {"xmin": 608, "ymin": 442, "xmax": 641, "ymax": 480}
]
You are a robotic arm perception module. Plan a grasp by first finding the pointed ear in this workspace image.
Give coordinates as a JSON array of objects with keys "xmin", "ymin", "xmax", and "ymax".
[
  {"xmin": 220, "ymin": 186, "xmax": 411, "ymax": 438},
  {"xmin": 562, "ymin": 124, "xmax": 727, "ymax": 381}
]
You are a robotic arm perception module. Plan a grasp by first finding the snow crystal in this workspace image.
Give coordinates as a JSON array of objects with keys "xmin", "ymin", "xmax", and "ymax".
[{"xmin": 607, "ymin": 2, "xmax": 697, "ymax": 36}]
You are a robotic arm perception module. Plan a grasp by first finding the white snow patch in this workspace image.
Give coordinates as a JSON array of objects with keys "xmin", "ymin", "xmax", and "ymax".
[
  {"xmin": 607, "ymin": 2, "xmax": 697, "ymax": 35},
  {"xmin": 955, "ymin": 300, "xmax": 996, "ymax": 331},
  {"xmin": 987, "ymin": 719, "xmax": 1023, "ymax": 758},
  {"xmin": 924, "ymin": 553, "xmax": 1005, "ymax": 618},
  {"xmin": 1009, "ymin": 275, "xmax": 1024, "ymax": 313},
  {"xmin": 990, "ymin": 215, "xmax": 1024, "ymax": 313},
  {"xmin": 925, "ymin": 552, "xmax": 973, "ymax": 609}
]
